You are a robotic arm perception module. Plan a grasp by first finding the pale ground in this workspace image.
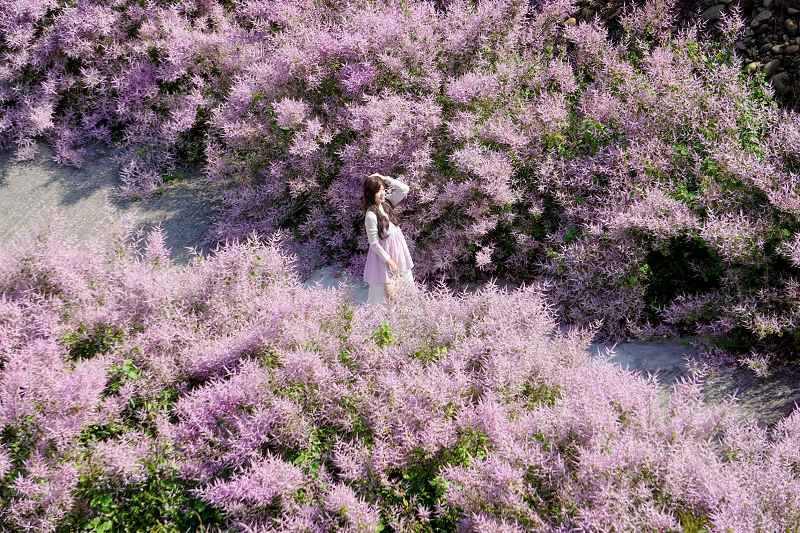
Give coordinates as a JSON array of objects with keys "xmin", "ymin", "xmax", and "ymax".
[{"xmin": 2, "ymin": 143, "xmax": 798, "ymax": 427}]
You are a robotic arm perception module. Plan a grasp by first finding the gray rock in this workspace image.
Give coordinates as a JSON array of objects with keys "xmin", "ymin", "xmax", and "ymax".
[
  {"xmin": 753, "ymin": 9, "xmax": 773, "ymax": 25},
  {"xmin": 701, "ymin": 4, "xmax": 725, "ymax": 20},
  {"xmin": 772, "ymin": 44, "xmax": 784, "ymax": 54},
  {"xmin": 789, "ymin": 7, "xmax": 799, "ymax": 15},
  {"xmin": 787, "ymin": 44, "xmax": 800, "ymax": 55},
  {"xmin": 769, "ymin": 71, "xmax": 790, "ymax": 94},
  {"xmin": 764, "ymin": 58, "xmax": 782, "ymax": 75}
]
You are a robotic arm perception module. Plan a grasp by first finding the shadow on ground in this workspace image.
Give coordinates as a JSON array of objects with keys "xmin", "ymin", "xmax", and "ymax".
[{"xmin": 0, "ymin": 142, "xmax": 218, "ymax": 263}]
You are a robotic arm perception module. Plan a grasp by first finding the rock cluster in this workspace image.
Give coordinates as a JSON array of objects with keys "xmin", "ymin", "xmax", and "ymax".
[{"xmin": 572, "ymin": 0, "xmax": 799, "ymax": 109}]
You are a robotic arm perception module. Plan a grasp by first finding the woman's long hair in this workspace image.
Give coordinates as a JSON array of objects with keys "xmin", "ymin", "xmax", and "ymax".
[{"xmin": 362, "ymin": 173, "xmax": 400, "ymax": 241}]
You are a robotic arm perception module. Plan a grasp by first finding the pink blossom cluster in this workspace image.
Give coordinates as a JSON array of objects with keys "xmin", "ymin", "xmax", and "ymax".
[
  {"xmin": 0, "ymin": 225, "xmax": 799, "ymax": 531},
  {"xmin": 3, "ymin": 0, "xmax": 800, "ymax": 350}
]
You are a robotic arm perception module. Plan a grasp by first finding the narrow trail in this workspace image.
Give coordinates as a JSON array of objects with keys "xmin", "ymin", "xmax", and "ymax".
[{"xmin": 2, "ymin": 144, "xmax": 798, "ymax": 428}]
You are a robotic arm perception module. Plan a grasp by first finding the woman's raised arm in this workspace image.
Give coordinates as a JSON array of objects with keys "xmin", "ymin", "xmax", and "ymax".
[{"xmin": 382, "ymin": 175, "xmax": 410, "ymax": 206}]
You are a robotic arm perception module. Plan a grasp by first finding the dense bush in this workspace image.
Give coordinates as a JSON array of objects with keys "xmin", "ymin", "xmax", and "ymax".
[
  {"xmin": 3, "ymin": 0, "xmax": 800, "ymax": 350},
  {"xmin": 0, "ymin": 225, "xmax": 799, "ymax": 531}
]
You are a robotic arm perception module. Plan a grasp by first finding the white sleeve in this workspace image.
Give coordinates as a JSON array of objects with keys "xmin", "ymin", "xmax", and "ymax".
[
  {"xmin": 383, "ymin": 176, "xmax": 410, "ymax": 206},
  {"xmin": 365, "ymin": 211, "xmax": 392, "ymax": 263}
]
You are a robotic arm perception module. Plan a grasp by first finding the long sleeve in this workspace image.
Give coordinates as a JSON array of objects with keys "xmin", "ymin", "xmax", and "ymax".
[
  {"xmin": 383, "ymin": 175, "xmax": 410, "ymax": 206},
  {"xmin": 365, "ymin": 211, "xmax": 392, "ymax": 263}
]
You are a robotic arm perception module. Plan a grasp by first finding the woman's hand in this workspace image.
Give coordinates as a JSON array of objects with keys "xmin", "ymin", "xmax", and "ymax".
[{"xmin": 387, "ymin": 258, "xmax": 399, "ymax": 274}]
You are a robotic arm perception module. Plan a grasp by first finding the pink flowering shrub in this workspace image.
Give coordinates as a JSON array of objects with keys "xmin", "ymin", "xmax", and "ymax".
[
  {"xmin": 3, "ymin": 0, "xmax": 800, "ymax": 351},
  {"xmin": 1, "ymin": 226, "xmax": 800, "ymax": 531}
]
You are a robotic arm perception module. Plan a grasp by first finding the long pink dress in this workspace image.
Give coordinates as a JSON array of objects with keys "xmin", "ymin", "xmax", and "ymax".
[{"xmin": 363, "ymin": 177, "xmax": 414, "ymax": 304}]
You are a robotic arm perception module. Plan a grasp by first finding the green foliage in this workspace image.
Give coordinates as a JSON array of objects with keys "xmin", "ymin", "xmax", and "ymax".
[
  {"xmin": 338, "ymin": 348, "xmax": 357, "ymax": 370},
  {"xmin": 519, "ymin": 382, "xmax": 561, "ymax": 410},
  {"xmin": 623, "ymin": 263, "xmax": 652, "ymax": 289},
  {"xmin": 523, "ymin": 464, "xmax": 571, "ymax": 524},
  {"xmin": 542, "ymin": 131, "xmax": 572, "ymax": 158},
  {"xmin": 670, "ymin": 180, "xmax": 700, "ymax": 211},
  {"xmin": 644, "ymin": 235, "xmax": 723, "ymax": 311},
  {"xmin": 255, "ymin": 344, "xmax": 281, "ymax": 369},
  {"xmin": 77, "ymin": 422, "xmax": 127, "ymax": 446},
  {"xmin": 674, "ymin": 509, "xmax": 711, "ymax": 533},
  {"xmin": 338, "ymin": 396, "xmax": 374, "ymax": 446},
  {"xmin": 0, "ymin": 416, "xmax": 40, "ymax": 520},
  {"xmin": 119, "ymin": 387, "xmax": 181, "ymax": 437},
  {"xmin": 371, "ymin": 321, "xmax": 395, "ymax": 349},
  {"xmin": 288, "ymin": 425, "xmax": 337, "ymax": 478},
  {"xmin": 410, "ymin": 340, "xmax": 449, "ymax": 365},
  {"xmin": 563, "ymin": 226, "xmax": 580, "ymax": 244},
  {"xmin": 60, "ymin": 323, "xmax": 124, "ymax": 361},
  {"xmin": 378, "ymin": 428, "xmax": 491, "ymax": 532},
  {"xmin": 61, "ymin": 457, "xmax": 224, "ymax": 533},
  {"xmin": 104, "ymin": 359, "xmax": 140, "ymax": 396}
]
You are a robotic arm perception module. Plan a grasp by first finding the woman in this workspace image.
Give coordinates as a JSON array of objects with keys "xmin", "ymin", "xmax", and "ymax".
[{"xmin": 362, "ymin": 173, "xmax": 415, "ymax": 305}]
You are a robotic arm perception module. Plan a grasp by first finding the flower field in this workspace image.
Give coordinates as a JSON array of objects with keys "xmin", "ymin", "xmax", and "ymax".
[
  {"xmin": 0, "ymin": 227, "xmax": 798, "ymax": 531},
  {"xmin": 3, "ymin": 0, "xmax": 800, "ymax": 530},
  {"xmin": 3, "ymin": 0, "xmax": 800, "ymax": 352}
]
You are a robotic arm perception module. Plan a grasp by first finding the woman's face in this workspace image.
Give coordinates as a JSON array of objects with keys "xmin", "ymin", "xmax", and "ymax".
[{"xmin": 373, "ymin": 184, "xmax": 385, "ymax": 205}]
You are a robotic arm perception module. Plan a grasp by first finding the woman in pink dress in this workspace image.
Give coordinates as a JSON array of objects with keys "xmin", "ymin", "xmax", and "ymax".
[{"xmin": 362, "ymin": 173, "xmax": 415, "ymax": 305}]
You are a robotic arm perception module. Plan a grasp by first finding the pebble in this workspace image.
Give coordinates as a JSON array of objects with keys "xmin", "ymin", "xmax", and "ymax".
[
  {"xmin": 753, "ymin": 9, "xmax": 773, "ymax": 25},
  {"xmin": 770, "ymin": 71, "xmax": 790, "ymax": 94},
  {"xmin": 787, "ymin": 19, "xmax": 798, "ymax": 32},
  {"xmin": 701, "ymin": 4, "xmax": 725, "ymax": 21},
  {"xmin": 764, "ymin": 58, "xmax": 782, "ymax": 76},
  {"xmin": 772, "ymin": 44, "xmax": 784, "ymax": 54},
  {"xmin": 746, "ymin": 61, "xmax": 761, "ymax": 73},
  {"xmin": 786, "ymin": 44, "xmax": 800, "ymax": 54}
]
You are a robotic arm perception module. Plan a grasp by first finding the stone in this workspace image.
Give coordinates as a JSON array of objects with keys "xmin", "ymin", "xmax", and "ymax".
[
  {"xmin": 564, "ymin": 17, "xmax": 576, "ymax": 26},
  {"xmin": 772, "ymin": 44, "xmax": 784, "ymax": 54},
  {"xmin": 753, "ymin": 9, "xmax": 773, "ymax": 25},
  {"xmin": 746, "ymin": 61, "xmax": 762, "ymax": 73},
  {"xmin": 789, "ymin": 7, "xmax": 799, "ymax": 15},
  {"xmin": 701, "ymin": 4, "xmax": 725, "ymax": 20},
  {"xmin": 787, "ymin": 19, "xmax": 798, "ymax": 33},
  {"xmin": 786, "ymin": 44, "xmax": 800, "ymax": 54},
  {"xmin": 769, "ymin": 72, "xmax": 790, "ymax": 94},
  {"xmin": 763, "ymin": 0, "xmax": 772, "ymax": 6},
  {"xmin": 764, "ymin": 58, "xmax": 782, "ymax": 76}
]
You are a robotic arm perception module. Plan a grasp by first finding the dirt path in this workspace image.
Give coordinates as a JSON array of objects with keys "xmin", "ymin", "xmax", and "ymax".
[{"xmin": 0, "ymin": 142, "xmax": 218, "ymax": 263}]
